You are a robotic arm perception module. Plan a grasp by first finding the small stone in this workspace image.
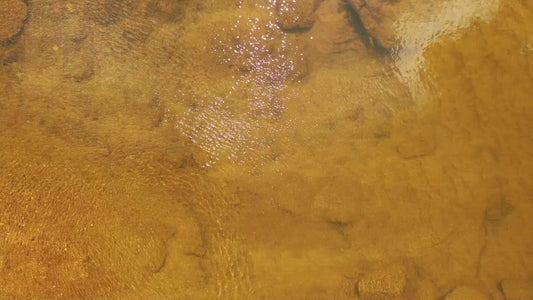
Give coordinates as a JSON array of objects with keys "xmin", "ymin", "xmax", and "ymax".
[
  {"xmin": 444, "ymin": 286, "xmax": 491, "ymax": 300},
  {"xmin": 312, "ymin": 176, "xmax": 366, "ymax": 224},
  {"xmin": 0, "ymin": 0, "xmax": 27, "ymax": 41},
  {"xmin": 276, "ymin": 0, "xmax": 320, "ymax": 31},
  {"xmin": 485, "ymin": 197, "xmax": 513, "ymax": 222},
  {"xmin": 500, "ymin": 279, "xmax": 533, "ymax": 300},
  {"xmin": 396, "ymin": 137, "xmax": 436, "ymax": 159},
  {"xmin": 63, "ymin": 54, "xmax": 95, "ymax": 82},
  {"xmin": 357, "ymin": 264, "xmax": 407, "ymax": 299},
  {"xmin": 0, "ymin": 43, "xmax": 23, "ymax": 64},
  {"xmin": 84, "ymin": 0, "xmax": 138, "ymax": 26},
  {"xmin": 528, "ymin": 56, "xmax": 533, "ymax": 88},
  {"xmin": 144, "ymin": 0, "xmax": 188, "ymax": 23},
  {"xmin": 61, "ymin": 17, "xmax": 89, "ymax": 43}
]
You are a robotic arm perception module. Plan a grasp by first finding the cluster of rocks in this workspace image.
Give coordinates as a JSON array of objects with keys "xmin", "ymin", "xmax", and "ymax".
[
  {"xmin": 354, "ymin": 262, "xmax": 533, "ymax": 300},
  {"xmin": 273, "ymin": 0, "xmax": 407, "ymax": 51}
]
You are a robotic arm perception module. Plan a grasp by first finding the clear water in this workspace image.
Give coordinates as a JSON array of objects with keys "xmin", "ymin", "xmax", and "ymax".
[{"xmin": 0, "ymin": 0, "xmax": 532, "ymax": 299}]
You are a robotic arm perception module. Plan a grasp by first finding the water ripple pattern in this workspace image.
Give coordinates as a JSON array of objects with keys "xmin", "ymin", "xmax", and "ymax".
[{"xmin": 177, "ymin": 0, "xmax": 304, "ymax": 168}]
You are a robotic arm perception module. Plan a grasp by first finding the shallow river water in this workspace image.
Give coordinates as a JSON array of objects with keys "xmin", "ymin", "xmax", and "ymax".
[{"xmin": 1, "ymin": 0, "xmax": 532, "ymax": 299}]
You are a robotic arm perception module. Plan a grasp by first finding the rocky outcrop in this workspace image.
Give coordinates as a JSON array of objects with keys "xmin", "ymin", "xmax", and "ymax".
[
  {"xmin": 345, "ymin": 0, "xmax": 408, "ymax": 49},
  {"xmin": 0, "ymin": 0, "xmax": 27, "ymax": 41}
]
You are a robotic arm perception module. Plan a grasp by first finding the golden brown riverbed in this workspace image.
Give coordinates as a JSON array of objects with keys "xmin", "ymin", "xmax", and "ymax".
[{"xmin": 1, "ymin": 0, "xmax": 532, "ymax": 299}]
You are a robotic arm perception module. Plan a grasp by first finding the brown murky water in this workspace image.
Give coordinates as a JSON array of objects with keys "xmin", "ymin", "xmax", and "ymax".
[{"xmin": 1, "ymin": 0, "xmax": 532, "ymax": 299}]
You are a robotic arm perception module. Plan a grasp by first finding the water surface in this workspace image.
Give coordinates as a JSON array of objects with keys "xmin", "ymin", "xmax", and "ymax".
[{"xmin": 1, "ymin": 0, "xmax": 532, "ymax": 299}]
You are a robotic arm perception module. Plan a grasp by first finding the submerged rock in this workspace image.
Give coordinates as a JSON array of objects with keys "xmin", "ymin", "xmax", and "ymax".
[
  {"xmin": 0, "ymin": 43, "xmax": 23, "ymax": 64},
  {"xmin": 485, "ymin": 197, "xmax": 513, "ymax": 222},
  {"xmin": 84, "ymin": 0, "xmax": 138, "ymax": 26},
  {"xmin": 357, "ymin": 263, "xmax": 407, "ymax": 299},
  {"xmin": 394, "ymin": 120, "xmax": 437, "ymax": 159},
  {"xmin": 63, "ymin": 53, "xmax": 95, "ymax": 82},
  {"xmin": 0, "ymin": 0, "xmax": 27, "ymax": 41},
  {"xmin": 444, "ymin": 286, "xmax": 491, "ymax": 300},
  {"xmin": 276, "ymin": 0, "xmax": 322, "ymax": 31},
  {"xmin": 346, "ymin": 0, "xmax": 501, "ymax": 53},
  {"xmin": 500, "ymin": 279, "xmax": 533, "ymax": 300},
  {"xmin": 143, "ymin": 0, "xmax": 189, "ymax": 22},
  {"xmin": 346, "ymin": 0, "xmax": 406, "ymax": 49},
  {"xmin": 396, "ymin": 137, "xmax": 436, "ymax": 159}
]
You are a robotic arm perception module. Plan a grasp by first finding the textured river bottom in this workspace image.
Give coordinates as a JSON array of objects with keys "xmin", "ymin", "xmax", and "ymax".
[{"xmin": 0, "ymin": 0, "xmax": 532, "ymax": 299}]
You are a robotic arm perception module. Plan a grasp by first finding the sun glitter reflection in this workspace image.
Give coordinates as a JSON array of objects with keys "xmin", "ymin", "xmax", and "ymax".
[{"xmin": 177, "ymin": 1, "xmax": 304, "ymax": 167}]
